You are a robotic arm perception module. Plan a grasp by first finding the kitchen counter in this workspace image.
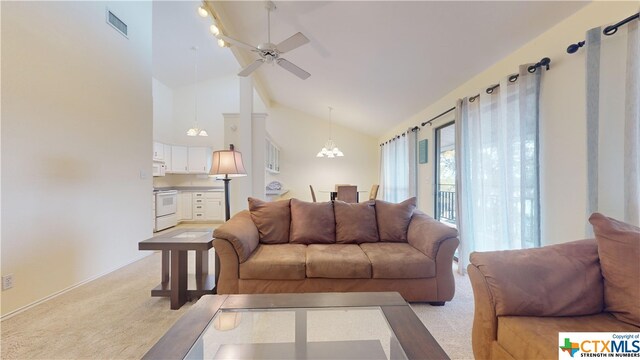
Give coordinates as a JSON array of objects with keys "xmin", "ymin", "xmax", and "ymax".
[{"xmin": 154, "ymin": 186, "xmax": 224, "ymax": 192}]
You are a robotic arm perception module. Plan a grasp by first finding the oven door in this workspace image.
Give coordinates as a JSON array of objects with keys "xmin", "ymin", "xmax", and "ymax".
[{"xmin": 156, "ymin": 191, "xmax": 177, "ymax": 217}]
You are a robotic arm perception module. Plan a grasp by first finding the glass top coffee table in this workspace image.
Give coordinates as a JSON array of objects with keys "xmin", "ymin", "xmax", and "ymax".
[{"xmin": 143, "ymin": 292, "xmax": 449, "ymax": 360}]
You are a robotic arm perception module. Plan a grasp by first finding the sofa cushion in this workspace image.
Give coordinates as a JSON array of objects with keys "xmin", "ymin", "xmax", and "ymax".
[
  {"xmin": 239, "ymin": 244, "xmax": 307, "ymax": 280},
  {"xmin": 306, "ymin": 244, "xmax": 371, "ymax": 279},
  {"xmin": 360, "ymin": 243, "xmax": 435, "ymax": 278},
  {"xmin": 289, "ymin": 199, "xmax": 336, "ymax": 244},
  {"xmin": 334, "ymin": 200, "xmax": 379, "ymax": 244},
  {"xmin": 590, "ymin": 213, "xmax": 640, "ymax": 327},
  {"xmin": 248, "ymin": 197, "xmax": 291, "ymax": 244},
  {"xmin": 497, "ymin": 313, "xmax": 640, "ymax": 360},
  {"xmin": 375, "ymin": 197, "xmax": 416, "ymax": 242}
]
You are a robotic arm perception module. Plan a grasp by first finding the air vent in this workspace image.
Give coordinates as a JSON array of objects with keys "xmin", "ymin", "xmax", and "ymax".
[{"xmin": 106, "ymin": 9, "xmax": 128, "ymax": 38}]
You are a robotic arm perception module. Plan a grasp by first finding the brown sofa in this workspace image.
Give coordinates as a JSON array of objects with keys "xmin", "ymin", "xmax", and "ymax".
[
  {"xmin": 468, "ymin": 213, "xmax": 640, "ymax": 359},
  {"xmin": 213, "ymin": 197, "xmax": 459, "ymax": 303}
]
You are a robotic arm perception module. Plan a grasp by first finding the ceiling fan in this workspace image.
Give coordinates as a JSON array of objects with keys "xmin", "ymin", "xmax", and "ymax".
[{"xmin": 217, "ymin": 1, "xmax": 311, "ymax": 80}]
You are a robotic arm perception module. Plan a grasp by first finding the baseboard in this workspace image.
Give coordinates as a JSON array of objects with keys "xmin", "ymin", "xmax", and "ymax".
[{"xmin": 0, "ymin": 252, "xmax": 153, "ymax": 321}]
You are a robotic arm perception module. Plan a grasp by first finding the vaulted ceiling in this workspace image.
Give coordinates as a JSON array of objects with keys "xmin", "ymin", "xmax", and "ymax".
[{"xmin": 154, "ymin": 1, "xmax": 587, "ymax": 136}]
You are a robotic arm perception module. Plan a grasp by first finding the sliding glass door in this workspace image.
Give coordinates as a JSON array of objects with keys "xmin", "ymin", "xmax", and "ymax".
[{"xmin": 434, "ymin": 122, "xmax": 456, "ymax": 225}]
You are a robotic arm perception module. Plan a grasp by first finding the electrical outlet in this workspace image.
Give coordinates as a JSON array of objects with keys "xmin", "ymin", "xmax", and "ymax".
[{"xmin": 2, "ymin": 274, "xmax": 14, "ymax": 290}]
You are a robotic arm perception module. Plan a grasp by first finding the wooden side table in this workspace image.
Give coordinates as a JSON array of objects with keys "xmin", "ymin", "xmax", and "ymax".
[{"xmin": 139, "ymin": 229, "xmax": 216, "ymax": 310}]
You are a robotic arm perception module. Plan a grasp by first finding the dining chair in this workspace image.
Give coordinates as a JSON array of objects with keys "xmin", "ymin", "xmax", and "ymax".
[
  {"xmin": 369, "ymin": 184, "xmax": 380, "ymax": 200},
  {"xmin": 309, "ymin": 185, "xmax": 317, "ymax": 202},
  {"xmin": 334, "ymin": 184, "xmax": 351, "ymax": 191},
  {"xmin": 336, "ymin": 185, "xmax": 358, "ymax": 203}
]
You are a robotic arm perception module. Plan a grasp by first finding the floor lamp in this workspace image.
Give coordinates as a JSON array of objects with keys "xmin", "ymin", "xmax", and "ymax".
[{"xmin": 209, "ymin": 144, "xmax": 247, "ymax": 221}]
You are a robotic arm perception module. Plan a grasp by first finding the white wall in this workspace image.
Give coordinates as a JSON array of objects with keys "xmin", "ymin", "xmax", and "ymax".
[
  {"xmin": 1, "ymin": 1, "xmax": 153, "ymax": 316},
  {"xmin": 152, "ymin": 78, "xmax": 174, "ymax": 144},
  {"xmin": 379, "ymin": 2, "xmax": 638, "ymax": 245},
  {"xmin": 266, "ymin": 104, "xmax": 379, "ymax": 202}
]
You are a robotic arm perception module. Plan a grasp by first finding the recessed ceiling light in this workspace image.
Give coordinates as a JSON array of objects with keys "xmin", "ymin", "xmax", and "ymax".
[{"xmin": 217, "ymin": 39, "xmax": 226, "ymax": 48}]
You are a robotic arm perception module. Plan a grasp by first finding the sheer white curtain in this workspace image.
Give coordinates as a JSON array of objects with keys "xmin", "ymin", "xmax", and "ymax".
[
  {"xmin": 379, "ymin": 129, "xmax": 418, "ymax": 202},
  {"xmin": 455, "ymin": 65, "xmax": 542, "ymax": 274},
  {"xmin": 585, "ymin": 19, "xmax": 639, "ymax": 228}
]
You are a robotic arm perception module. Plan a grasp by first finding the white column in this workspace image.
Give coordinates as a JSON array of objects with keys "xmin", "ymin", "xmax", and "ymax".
[
  {"xmin": 228, "ymin": 77, "xmax": 252, "ymax": 215},
  {"xmin": 251, "ymin": 114, "xmax": 267, "ymax": 200}
]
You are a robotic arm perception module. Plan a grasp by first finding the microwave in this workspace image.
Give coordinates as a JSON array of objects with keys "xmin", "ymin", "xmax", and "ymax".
[{"xmin": 152, "ymin": 161, "xmax": 166, "ymax": 177}]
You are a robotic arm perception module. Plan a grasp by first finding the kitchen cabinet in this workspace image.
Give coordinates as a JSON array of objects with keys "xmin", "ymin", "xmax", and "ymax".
[
  {"xmin": 170, "ymin": 145, "xmax": 188, "ymax": 174},
  {"xmin": 178, "ymin": 192, "xmax": 193, "ymax": 221},
  {"xmin": 188, "ymin": 147, "xmax": 210, "ymax": 174},
  {"xmin": 205, "ymin": 192, "xmax": 223, "ymax": 221},
  {"xmin": 187, "ymin": 191, "xmax": 224, "ymax": 222},
  {"xmin": 265, "ymin": 138, "xmax": 280, "ymax": 174},
  {"xmin": 153, "ymin": 142, "xmax": 165, "ymax": 162},
  {"xmin": 174, "ymin": 190, "xmax": 225, "ymax": 223},
  {"xmin": 163, "ymin": 144, "xmax": 172, "ymax": 172}
]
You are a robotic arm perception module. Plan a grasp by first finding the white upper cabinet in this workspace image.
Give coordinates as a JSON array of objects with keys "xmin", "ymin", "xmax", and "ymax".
[
  {"xmin": 153, "ymin": 142, "xmax": 164, "ymax": 162},
  {"xmin": 163, "ymin": 144, "xmax": 172, "ymax": 172},
  {"xmin": 188, "ymin": 147, "xmax": 211, "ymax": 174},
  {"xmin": 265, "ymin": 138, "xmax": 280, "ymax": 174},
  {"xmin": 170, "ymin": 145, "xmax": 188, "ymax": 173},
  {"xmin": 155, "ymin": 142, "xmax": 211, "ymax": 175}
]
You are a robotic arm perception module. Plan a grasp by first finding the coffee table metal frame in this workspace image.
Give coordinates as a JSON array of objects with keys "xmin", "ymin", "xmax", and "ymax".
[
  {"xmin": 138, "ymin": 229, "xmax": 216, "ymax": 310},
  {"xmin": 142, "ymin": 292, "xmax": 449, "ymax": 360}
]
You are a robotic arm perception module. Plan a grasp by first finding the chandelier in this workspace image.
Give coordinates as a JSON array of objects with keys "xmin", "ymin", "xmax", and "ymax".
[{"xmin": 316, "ymin": 107, "xmax": 344, "ymax": 158}]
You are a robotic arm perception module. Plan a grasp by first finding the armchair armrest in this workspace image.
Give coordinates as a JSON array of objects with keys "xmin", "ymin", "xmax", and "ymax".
[
  {"xmin": 213, "ymin": 210, "xmax": 259, "ymax": 263},
  {"xmin": 468, "ymin": 239, "xmax": 603, "ymax": 318},
  {"xmin": 468, "ymin": 239, "xmax": 603, "ymax": 359},
  {"xmin": 407, "ymin": 211, "xmax": 459, "ymax": 259}
]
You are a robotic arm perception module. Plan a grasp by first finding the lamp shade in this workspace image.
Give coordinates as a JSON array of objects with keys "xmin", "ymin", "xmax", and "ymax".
[{"xmin": 209, "ymin": 145, "xmax": 247, "ymax": 177}]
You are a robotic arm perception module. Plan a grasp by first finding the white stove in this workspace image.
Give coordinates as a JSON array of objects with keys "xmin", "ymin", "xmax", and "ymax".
[{"xmin": 155, "ymin": 190, "xmax": 178, "ymax": 231}]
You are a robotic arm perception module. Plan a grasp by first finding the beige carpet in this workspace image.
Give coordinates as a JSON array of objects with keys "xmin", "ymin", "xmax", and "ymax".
[{"xmin": 1, "ymin": 234, "xmax": 475, "ymax": 359}]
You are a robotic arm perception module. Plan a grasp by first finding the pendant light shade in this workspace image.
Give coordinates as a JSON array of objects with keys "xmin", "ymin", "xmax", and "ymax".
[
  {"xmin": 316, "ymin": 107, "xmax": 344, "ymax": 158},
  {"xmin": 187, "ymin": 46, "xmax": 208, "ymax": 137}
]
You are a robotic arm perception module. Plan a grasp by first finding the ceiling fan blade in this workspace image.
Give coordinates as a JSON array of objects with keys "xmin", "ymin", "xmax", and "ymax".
[
  {"xmin": 276, "ymin": 32, "xmax": 310, "ymax": 54},
  {"xmin": 218, "ymin": 34, "xmax": 258, "ymax": 52},
  {"xmin": 238, "ymin": 59, "xmax": 264, "ymax": 77},
  {"xmin": 276, "ymin": 58, "xmax": 310, "ymax": 80}
]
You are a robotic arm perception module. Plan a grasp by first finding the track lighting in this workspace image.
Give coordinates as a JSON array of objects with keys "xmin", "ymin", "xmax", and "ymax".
[
  {"xmin": 209, "ymin": 24, "xmax": 220, "ymax": 36},
  {"xmin": 197, "ymin": 5, "xmax": 208, "ymax": 18}
]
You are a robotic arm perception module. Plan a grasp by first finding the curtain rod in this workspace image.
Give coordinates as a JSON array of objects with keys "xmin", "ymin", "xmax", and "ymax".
[
  {"xmin": 468, "ymin": 57, "xmax": 550, "ymax": 102},
  {"xmin": 380, "ymin": 56, "xmax": 551, "ymax": 146},
  {"xmin": 567, "ymin": 12, "xmax": 639, "ymax": 54},
  {"xmin": 421, "ymin": 107, "xmax": 455, "ymax": 127}
]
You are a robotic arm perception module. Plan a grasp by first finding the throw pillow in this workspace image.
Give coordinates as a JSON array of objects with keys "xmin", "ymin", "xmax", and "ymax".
[
  {"xmin": 334, "ymin": 200, "xmax": 379, "ymax": 244},
  {"xmin": 290, "ymin": 198, "xmax": 336, "ymax": 244},
  {"xmin": 589, "ymin": 212, "xmax": 640, "ymax": 327},
  {"xmin": 248, "ymin": 197, "xmax": 290, "ymax": 244},
  {"xmin": 375, "ymin": 197, "xmax": 416, "ymax": 242}
]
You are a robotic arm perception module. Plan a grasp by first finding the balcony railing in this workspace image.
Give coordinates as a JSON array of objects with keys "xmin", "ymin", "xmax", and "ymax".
[{"xmin": 436, "ymin": 190, "xmax": 456, "ymax": 224}]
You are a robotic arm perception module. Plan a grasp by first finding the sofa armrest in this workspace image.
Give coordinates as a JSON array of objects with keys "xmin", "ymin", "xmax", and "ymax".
[
  {"xmin": 213, "ymin": 238, "xmax": 239, "ymax": 294},
  {"xmin": 468, "ymin": 239, "xmax": 603, "ymax": 318},
  {"xmin": 407, "ymin": 211, "xmax": 459, "ymax": 259},
  {"xmin": 213, "ymin": 210, "xmax": 259, "ymax": 263}
]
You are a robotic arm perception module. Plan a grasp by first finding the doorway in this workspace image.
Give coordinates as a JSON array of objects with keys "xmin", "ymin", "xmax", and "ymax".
[{"xmin": 434, "ymin": 122, "xmax": 456, "ymax": 225}]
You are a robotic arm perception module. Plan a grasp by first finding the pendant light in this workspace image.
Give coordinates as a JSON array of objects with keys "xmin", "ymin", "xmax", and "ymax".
[
  {"xmin": 316, "ymin": 107, "xmax": 344, "ymax": 158},
  {"xmin": 187, "ymin": 46, "xmax": 208, "ymax": 137}
]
